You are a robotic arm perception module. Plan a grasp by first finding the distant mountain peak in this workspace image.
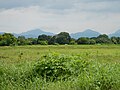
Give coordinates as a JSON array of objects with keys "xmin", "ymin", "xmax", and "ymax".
[
  {"xmin": 84, "ymin": 29, "xmax": 94, "ymax": 32},
  {"xmin": 19, "ymin": 29, "xmax": 54, "ymax": 38},
  {"xmin": 70, "ymin": 29, "xmax": 100, "ymax": 39},
  {"xmin": 21, "ymin": 29, "xmax": 44, "ymax": 34},
  {"xmin": 109, "ymin": 29, "xmax": 120, "ymax": 37},
  {"xmin": 84, "ymin": 29, "xmax": 100, "ymax": 33}
]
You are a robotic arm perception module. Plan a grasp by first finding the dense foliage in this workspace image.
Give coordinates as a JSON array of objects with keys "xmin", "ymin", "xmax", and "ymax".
[
  {"xmin": 0, "ymin": 32, "xmax": 120, "ymax": 46},
  {"xmin": 0, "ymin": 33, "xmax": 17, "ymax": 46}
]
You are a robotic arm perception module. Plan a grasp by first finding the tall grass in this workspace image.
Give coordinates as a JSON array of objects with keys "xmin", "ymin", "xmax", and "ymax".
[
  {"xmin": 0, "ymin": 54, "xmax": 120, "ymax": 89},
  {"xmin": 0, "ymin": 45, "xmax": 120, "ymax": 90}
]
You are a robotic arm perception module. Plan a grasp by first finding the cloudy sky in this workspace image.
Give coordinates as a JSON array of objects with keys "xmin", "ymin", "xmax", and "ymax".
[{"xmin": 0, "ymin": 0, "xmax": 120, "ymax": 34}]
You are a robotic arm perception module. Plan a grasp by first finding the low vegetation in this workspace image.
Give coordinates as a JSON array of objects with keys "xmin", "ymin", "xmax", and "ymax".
[{"xmin": 0, "ymin": 45, "xmax": 120, "ymax": 90}]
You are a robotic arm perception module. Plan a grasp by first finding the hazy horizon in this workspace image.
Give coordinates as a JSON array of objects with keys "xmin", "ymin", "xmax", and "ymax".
[
  {"xmin": 1, "ymin": 28, "xmax": 119, "ymax": 35},
  {"xmin": 0, "ymin": 0, "xmax": 120, "ymax": 34}
]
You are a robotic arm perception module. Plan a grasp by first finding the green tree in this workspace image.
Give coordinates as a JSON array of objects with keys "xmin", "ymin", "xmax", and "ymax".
[
  {"xmin": 96, "ymin": 34, "xmax": 112, "ymax": 44},
  {"xmin": 38, "ymin": 34, "xmax": 51, "ymax": 41},
  {"xmin": 77, "ymin": 37, "xmax": 90, "ymax": 44},
  {"xmin": 0, "ymin": 35, "xmax": 3, "ymax": 46},
  {"xmin": 28, "ymin": 38, "xmax": 38, "ymax": 45},
  {"xmin": 89, "ymin": 39, "xmax": 96, "ymax": 44},
  {"xmin": 0, "ymin": 34, "xmax": 2, "ymax": 40},
  {"xmin": 116, "ymin": 37, "xmax": 120, "ymax": 44},
  {"xmin": 48, "ymin": 36, "xmax": 56, "ymax": 45},
  {"xmin": 70, "ymin": 38, "xmax": 77, "ymax": 45},
  {"xmin": 55, "ymin": 32, "xmax": 71, "ymax": 44},
  {"xmin": 37, "ymin": 40, "xmax": 48, "ymax": 45},
  {"xmin": 0, "ymin": 33, "xmax": 17, "ymax": 46},
  {"xmin": 111, "ymin": 37, "xmax": 117, "ymax": 44},
  {"xmin": 17, "ymin": 36, "xmax": 26, "ymax": 45},
  {"xmin": 37, "ymin": 34, "xmax": 51, "ymax": 45},
  {"xmin": 25, "ymin": 38, "xmax": 38, "ymax": 45}
]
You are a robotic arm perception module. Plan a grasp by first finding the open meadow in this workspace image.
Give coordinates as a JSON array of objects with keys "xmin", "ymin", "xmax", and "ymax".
[{"xmin": 0, "ymin": 45, "xmax": 120, "ymax": 90}]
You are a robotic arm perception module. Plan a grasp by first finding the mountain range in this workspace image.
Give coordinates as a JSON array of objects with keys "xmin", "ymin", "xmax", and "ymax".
[{"xmin": 0, "ymin": 29, "xmax": 120, "ymax": 38}]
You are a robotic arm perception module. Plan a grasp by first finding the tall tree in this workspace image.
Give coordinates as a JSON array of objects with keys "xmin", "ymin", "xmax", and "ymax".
[
  {"xmin": 111, "ymin": 37, "xmax": 118, "ymax": 44},
  {"xmin": 48, "ymin": 36, "xmax": 56, "ymax": 45},
  {"xmin": 55, "ymin": 32, "xmax": 71, "ymax": 44},
  {"xmin": 0, "ymin": 33, "xmax": 17, "ymax": 46},
  {"xmin": 96, "ymin": 34, "xmax": 112, "ymax": 44},
  {"xmin": 38, "ymin": 34, "xmax": 51, "ymax": 41},
  {"xmin": 27, "ymin": 38, "xmax": 38, "ymax": 45},
  {"xmin": 17, "ymin": 36, "xmax": 26, "ymax": 45},
  {"xmin": 116, "ymin": 37, "xmax": 120, "ymax": 44},
  {"xmin": 77, "ymin": 37, "xmax": 90, "ymax": 44},
  {"xmin": 37, "ymin": 34, "xmax": 52, "ymax": 45}
]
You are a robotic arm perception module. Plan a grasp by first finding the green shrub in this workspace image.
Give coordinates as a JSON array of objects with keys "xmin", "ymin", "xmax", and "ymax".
[{"xmin": 31, "ymin": 53, "xmax": 89, "ymax": 81}]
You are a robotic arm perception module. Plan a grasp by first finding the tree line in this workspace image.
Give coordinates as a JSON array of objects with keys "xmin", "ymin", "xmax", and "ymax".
[{"xmin": 0, "ymin": 32, "xmax": 120, "ymax": 46}]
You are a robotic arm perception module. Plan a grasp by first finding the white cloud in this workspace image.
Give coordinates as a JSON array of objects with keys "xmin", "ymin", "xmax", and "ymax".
[{"xmin": 0, "ymin": 0, "xmax": 120, "ymax": 34}]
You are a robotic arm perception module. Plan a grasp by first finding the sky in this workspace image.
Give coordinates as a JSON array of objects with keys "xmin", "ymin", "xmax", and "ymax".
[{"xmin": 0, "ymin": 0, "xmax": 120, "ymax": 34}]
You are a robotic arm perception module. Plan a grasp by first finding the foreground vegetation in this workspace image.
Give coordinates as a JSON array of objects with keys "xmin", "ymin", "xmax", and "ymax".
[{"xmin": 0, "ymin": 45, "xmax": 120, "ymax": 90}]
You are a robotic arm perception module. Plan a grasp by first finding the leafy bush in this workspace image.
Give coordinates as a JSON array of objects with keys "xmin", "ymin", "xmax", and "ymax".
[{"xmin": 31, "ymin": 53, "xmax": 89, "ymax": 81}]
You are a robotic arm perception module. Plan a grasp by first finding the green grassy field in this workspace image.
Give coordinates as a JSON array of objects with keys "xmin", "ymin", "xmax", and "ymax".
[{"xmin": 0, "ymin": 45, "xmax": 120, "ymax": 90}]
